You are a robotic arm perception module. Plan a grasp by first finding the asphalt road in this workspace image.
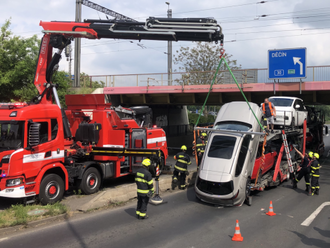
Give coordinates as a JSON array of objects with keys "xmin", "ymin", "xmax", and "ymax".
[
  {"xmin": 1, "ymin": 129, "xmax": 330, "ymax": 248},
  {"xmin": 1, "ymin": 158, "xmax": 330, "ymax": 248}
]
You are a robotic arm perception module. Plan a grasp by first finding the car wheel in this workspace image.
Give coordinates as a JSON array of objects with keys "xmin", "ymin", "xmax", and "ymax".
[
  {"xmin": 244, "ymin": 178, "xmax": 252, "ymax": 206},
  {"xmin": 291, "ymin": 117, "xmax": 295, "ymax": 129},
  {"xmin": 39, "ymin": 174, "xmax": 64, "ymax": 205},
  {"xmin": 79, "ymin": 167, "xmax": 101, "ymax": 195}
]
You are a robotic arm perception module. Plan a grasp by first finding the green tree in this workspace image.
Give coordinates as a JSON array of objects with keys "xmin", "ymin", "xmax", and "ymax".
[
  {"xmin": 0, "ymin": 19, "xmax": 39, "ymax": 102},
  {"xmin": 173, "ymin": 42, "xmax": 241, "ymax": 86},
  {"xmin": 0, "ymin": 20, "xmax": 73, "ymax": 107}
]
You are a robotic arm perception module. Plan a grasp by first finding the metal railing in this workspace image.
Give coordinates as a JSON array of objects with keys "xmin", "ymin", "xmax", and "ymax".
[{"xmin": 80, "ymin": 65, "xmax": 330, "ymax": 88}]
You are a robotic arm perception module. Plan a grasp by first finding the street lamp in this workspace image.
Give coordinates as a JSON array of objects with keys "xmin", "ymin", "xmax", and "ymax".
[{"xmin": 165, "ymin": 2, "xmax": 172, "ymax": 86}]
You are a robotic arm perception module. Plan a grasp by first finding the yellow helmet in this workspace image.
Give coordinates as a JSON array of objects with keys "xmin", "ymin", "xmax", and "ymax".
[
  {"xmin": 308, "ymin": 151, "xmax": 314, "ymax": 158},
  {"xmin": 142, "ymin": 158, "xmax": 151, "ymax": 167},
  {"xmin": 313, "ymin": 153, "xmax": 319, "ymax": 159},
  {"xmin": 181, "ymin": 145, "xmax": 187, "ymax": 151},
  {"xmin": 201, "ymin": 132, "xmax": 207, "ymax": 137}
]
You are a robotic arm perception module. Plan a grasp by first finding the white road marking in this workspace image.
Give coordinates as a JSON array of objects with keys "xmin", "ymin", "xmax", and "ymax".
[
  {"xmin": 0, "ymin": 237, "xmax": 9, "ymax": 242},
  {"xmin": 301, "ymin": 202, "xmax": 330, "ymax": 226}
]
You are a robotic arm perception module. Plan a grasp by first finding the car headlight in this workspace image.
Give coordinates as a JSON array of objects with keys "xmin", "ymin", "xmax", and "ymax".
[{"xmin": 6, "ymin": 178, "xmax": 23, "ymax": 187}]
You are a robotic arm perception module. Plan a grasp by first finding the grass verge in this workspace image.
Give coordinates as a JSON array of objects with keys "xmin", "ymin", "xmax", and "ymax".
[{"xmin": 0, "ymin": 202, "xmax": 67, "ymax": 228}]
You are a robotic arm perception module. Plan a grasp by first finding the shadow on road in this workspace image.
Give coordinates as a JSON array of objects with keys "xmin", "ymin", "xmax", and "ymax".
[
  {"xmin": 314, "ymin": 227, "xmax": 330, "ymax": 238},
  {"xmin": 290, "ymin": 230, "xmax": 330, "ymax": 248},
  {"xmin": 124, "ymin": 207, "xmax": 137, "ymax": 218}
]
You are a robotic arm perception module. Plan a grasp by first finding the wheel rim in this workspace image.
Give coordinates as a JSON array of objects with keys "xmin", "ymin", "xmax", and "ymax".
[
  {"xmin": 87, "ymin": 173, "xmax": 98, "ymax": 190},
  {"xmin": 45, "ymin": 181, "xmax": 60, "ymax": 200}
]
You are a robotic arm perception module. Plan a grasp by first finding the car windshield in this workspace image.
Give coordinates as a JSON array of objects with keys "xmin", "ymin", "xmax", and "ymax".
[
  {"xmin": 0, "ymin": 121, "xmax": 24, "ymax": 151},
  {"xmin": 208, "ymin": 135, "xmax": 236, "ymax": 159},
  {"xmin": 269, "ymin": 98, "xmax": 294, "ymax": 107},
  {"xmin": 214, "ymin": 121, "xmax": 252, "ymax": 132}
]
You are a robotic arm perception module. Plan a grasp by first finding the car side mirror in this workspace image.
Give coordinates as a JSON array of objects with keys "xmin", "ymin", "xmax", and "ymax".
[
  {"xmin": 295, "ymin": 104, "xmax": 300, "ymax": 109},
  {"xmin": 28, "ymin": 122, "xmax": 41, "ymax": 147}
]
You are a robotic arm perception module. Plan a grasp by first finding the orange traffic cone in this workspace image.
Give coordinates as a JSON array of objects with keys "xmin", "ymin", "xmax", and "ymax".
[
  {"xmin": 266, "ymin": 201, "xmax": 276, "ymax": 216},
  {"xmin": 232, "ymin": 220, "xmax": 244, "ymax": 242}
]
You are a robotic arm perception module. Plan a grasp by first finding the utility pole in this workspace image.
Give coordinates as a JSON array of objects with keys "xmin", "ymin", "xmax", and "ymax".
[
  {"xmin": 74, "ymin": 0, "xmax": 82, "ymax": 87},
  {"xmin": 166, "ymin": 2, "xmax": 172, "ymax": 86}
]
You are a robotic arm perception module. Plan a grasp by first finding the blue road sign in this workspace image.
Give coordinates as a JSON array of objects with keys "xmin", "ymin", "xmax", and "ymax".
[{"xmin": 268, "ymin": 48, "xmax": 306, "ymax": 79}]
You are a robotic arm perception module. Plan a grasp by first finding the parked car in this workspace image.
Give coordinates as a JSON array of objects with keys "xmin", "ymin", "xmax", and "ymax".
[
  {"xmin": 195, "ymin": 102, "xmax": 263, "ymax": 206},
  {"xmin": 268, "ymin": 96, "xmax": 308, "ymax": 128}
]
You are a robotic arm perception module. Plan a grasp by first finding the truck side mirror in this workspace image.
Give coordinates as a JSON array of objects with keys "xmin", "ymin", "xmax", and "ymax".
[
  {"xmin": 295, "ymin": 104, "xmax": 300, "ymax": 109},
  {"xmin": 28, "ymin": 122, "xmax": 41, "ymax": 147}
]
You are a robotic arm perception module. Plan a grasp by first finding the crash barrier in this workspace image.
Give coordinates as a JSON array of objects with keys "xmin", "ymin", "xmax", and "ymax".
[{"xmin": 232, "ymin": 220, "xmax": 244, "ymax": 242}]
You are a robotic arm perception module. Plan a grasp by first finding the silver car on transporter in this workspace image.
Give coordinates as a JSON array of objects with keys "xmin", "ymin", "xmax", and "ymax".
[{"xmin": 195, "ymin": 101, "xmax": 263, "ymax": 206}]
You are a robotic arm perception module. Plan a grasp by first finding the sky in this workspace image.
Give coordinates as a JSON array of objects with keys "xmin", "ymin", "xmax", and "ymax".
[{"xmin": 1, "ymin": 0, "xmax": 330, "ymax": 78}]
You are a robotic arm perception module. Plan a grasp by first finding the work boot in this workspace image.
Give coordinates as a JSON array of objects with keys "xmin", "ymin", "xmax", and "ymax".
[
  {"xmin": 292, "ymin": 180, "xmax": 297, "ymax": 189},
  {"xmin": 180, "ymin": 185, "xmax": 186, "ymax": 190},
  {"xmin": 140, "ymin": 215, "xmax": 149, "ymax": 220},
  {"xmin": 307, "ymin": 186, "xmax": 312, "ymax": 196},
  {"xmin": 315, "ymin": 188, "xmax": 319, "ymax": 195},
  {"xmin": 305, "ymin": 186, "xmax": 309, "ymax": 192}
]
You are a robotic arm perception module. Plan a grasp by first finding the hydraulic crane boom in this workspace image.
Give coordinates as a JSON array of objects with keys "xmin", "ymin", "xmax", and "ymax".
[{"xmin": 33, "ymin": 17, "xmax": 223, "ymax": 114}]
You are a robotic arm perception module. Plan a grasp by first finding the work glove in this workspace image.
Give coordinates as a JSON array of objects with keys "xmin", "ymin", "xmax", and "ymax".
[
  {"xmin": 147, "ymin": 191, "xmax": 154, "ymax": 198},
  {"xmin": 185, "ymin": 171, "xmax": 190, "ymax": 176}
]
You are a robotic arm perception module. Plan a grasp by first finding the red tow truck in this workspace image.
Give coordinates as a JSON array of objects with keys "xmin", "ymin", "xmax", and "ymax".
[{"xmin": 0, "ymin": 18, "xmax": 223, "ymax": 204}]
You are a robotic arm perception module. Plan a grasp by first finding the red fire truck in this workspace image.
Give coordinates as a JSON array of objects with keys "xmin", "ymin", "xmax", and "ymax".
[{"xmin": 0, "ymin": 18, "xmax": 223, "ymax": 204}]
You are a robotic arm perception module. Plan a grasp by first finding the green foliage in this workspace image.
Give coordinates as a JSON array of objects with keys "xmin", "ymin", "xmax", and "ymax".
[
  {"xmin": 174, "ymin": 42, "xmax": 241, "ymax": 85},
  {"xmin": 0, "ymin": 19, "xmax": 40, "ymax": 102},
  {"xmin": 188, "ymin": 112, "xmax": 215, "ymax": 126},
  {"xmin": 75, "ymin": 72, "xmax": 105, "ymax": 94}
]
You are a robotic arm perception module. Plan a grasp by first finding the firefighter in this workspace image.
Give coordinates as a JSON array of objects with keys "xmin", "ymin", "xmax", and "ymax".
[
  {"xmin": 311, "ymin": 153, "xmax": 320, "ymax": 195},
  {"xmin": 172, "ymin": 145, "xmax": 191, "ymax": 190},
  {"xmin": 262, "ymin": 98, "xmax": 276, "ymax": 133},
  {"xmin": 135, "ymin": 158, "xmax": 154, "ymax": 219},
  {"xmin": 293, "ymin": 147, "xmax": 313, "ymax": 195},
  {"xmin": 196, "ymin": 132, "xmax": 207, "ymax": 167}
]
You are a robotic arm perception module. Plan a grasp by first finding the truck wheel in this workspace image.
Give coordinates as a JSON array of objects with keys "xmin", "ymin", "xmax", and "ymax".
[
  {"xmin": 39, "ymin": 174, "xmax": 64, "ymax": 205},
  {"xmin": 80, "ymin": 167, "xmax": 101, "ymax": 195}
]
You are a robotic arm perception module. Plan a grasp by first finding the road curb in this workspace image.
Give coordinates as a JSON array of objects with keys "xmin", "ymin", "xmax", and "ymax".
[{"xmin": 78, "ymin": 171, "xmax": 197, "ymax": 212}]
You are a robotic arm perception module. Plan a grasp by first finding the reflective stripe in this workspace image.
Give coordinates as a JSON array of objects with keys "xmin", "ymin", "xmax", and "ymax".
[
  {"xmin": 196, "ymin": 144, "xmax": 204, "ymax": 147},
  {"xmin": 296, "ymin": 179, "xmax": 299, "ymax": 182},
  {"xmin": 147, "ymin": 180, "xmax": 153, "ymax": 185},
  {"xmin": 136, "ymin": 211, "xmax": 141, "ymax": 215},
  {"xmin": 137, "ymin": 189, "xmax": 149, "ymax": 194},
  {"xmin": 306, "ymin": 183, "xmax": 310, "ymax": 185},
  {"xmin": 140, "ymin": 212, "xmax": 146, "ymax": 217},
  {"xmin": 135, "ymin": 178, "xmax": 147, "ymax": 183},
  {"xmin": 178, "ymin": 159, "xmax": 189, "ymax": 164},
  {"xmin": 316, "ymin": 186, "xmax": 320, "ymax": 188},
  {"xmin": 136, "ymin": 172, "xmax": 144, "ymax": 178},
  {"xmin": 312, "ymin": 174, "xmax": 320, "ymax": 177},
  {"xmin": 178, "ymin": 155, "xmax": 185, "ymax": 158},
  {"xmin": 175, "ymin": 165, "xmax": 187, "ymax": 171}
]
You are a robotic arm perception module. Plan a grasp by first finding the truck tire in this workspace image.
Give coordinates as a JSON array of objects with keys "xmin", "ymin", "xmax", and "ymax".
[
  {"xmin": 80, "ymin": 167, "xmax": 101, "ymax": 195},
  {"xmin": 39, "ymin": 174, "xmax": 64, "ymax": 205}
]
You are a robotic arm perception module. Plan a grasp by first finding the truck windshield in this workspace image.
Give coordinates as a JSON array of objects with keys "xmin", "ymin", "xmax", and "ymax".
[
  {"xmin": 0, "ymin": 121, "xmax": 24, "ymax": 151},
  {"xmin": 208, "ymin": 135, "xmax": 236, "ymax": 159},
  {"xmin": 214, "ymin": 121, "xmax": 251, "ymax": 132},
  {"xmin": 269, "ymin": 98, "xmax": 294, "ymax": 107}
]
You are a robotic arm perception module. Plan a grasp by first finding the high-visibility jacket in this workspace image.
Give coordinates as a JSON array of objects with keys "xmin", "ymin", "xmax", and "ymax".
[
  {"xmin": 196, "ymin": 138, "xmax": 206, "ymax": 153},
  {"xmin": 174, "ymin": 151, "xmax": 191, "ymax": 171},
  {"xmin": 262, "ymin": 102, "xmax": 274, "ymax": 117},
  {"xmin": 311, "ymin": 159, "xmax": 320, "ymax": 177},
  {"xmin": 135, "ymin": 167, "xmax": 154, "ymax": 196}
]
